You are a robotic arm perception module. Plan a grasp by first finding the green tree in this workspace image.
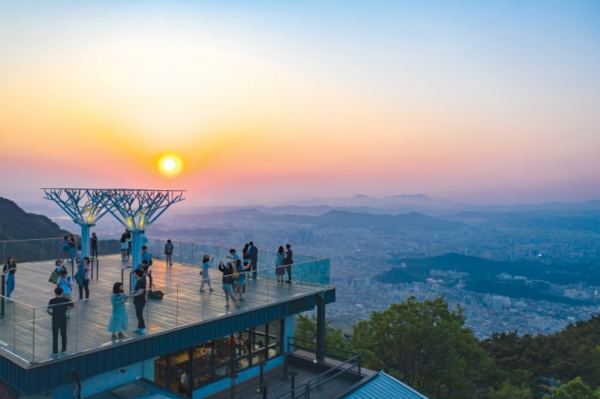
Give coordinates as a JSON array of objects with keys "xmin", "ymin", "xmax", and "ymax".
[
  {"xmin": 294, "ymin": 314, "xmax": 349, "ymax": 356},
  {"xmin": 482, "ymin": 316, "xmax": 600, "ymax": 390},
  {"xmin": 351, "ymin": 297, "xmax": 494, "ymax": 398},
  {"xmin": 488, "ymin": 382, "xmax": 532, "ymax": 399},
  {"xmin": 544, "ymin": 377, "xmax": 600, "ymax": 399}
]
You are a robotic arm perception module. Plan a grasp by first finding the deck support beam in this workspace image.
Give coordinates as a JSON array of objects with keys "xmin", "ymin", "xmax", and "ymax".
[{"xmin": 316, "ymin": 293, "xmax": 326, "ymax": 363}]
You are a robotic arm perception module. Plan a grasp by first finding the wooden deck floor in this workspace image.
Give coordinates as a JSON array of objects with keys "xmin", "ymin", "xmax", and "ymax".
[{"xmin": 0, "ymin": 255, "xmax": 323, "ymax": 364}]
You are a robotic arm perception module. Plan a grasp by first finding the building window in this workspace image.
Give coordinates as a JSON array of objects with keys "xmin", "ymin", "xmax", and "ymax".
[{"xmin": 154, "ymin": 319, "xmax": 284, "ymax": 397}]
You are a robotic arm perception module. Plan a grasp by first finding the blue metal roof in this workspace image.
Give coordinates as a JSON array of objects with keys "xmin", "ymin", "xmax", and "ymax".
[{"xmin": 344, "ymin": 371, "xmax": 428, "ymax": 399}]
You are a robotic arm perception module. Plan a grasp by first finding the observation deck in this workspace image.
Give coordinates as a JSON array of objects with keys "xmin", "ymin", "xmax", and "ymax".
[{"xmin": 0, "ymin": 237, "xmax": 333, "ymax": 395}]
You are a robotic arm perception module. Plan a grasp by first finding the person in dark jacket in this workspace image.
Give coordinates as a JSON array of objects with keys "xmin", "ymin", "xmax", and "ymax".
[
  {"xmin": 284, "ymin": 244, "xmax": 293, "ymax": 283},
  {"xmin": 90, "ymin": 233, "xmax": 98, "ymax": 259},
  {"xmin": 248, "ymin": 241, "xmax": 258, "ymax": 280}
]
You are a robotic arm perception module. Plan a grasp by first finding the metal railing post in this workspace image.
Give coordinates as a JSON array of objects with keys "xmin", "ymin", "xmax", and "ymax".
[{"xmin": 1, "ymin": 274, "xmax": 4, "ymax": 316}]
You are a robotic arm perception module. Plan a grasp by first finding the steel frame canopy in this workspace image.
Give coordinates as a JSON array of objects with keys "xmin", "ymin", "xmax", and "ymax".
[
  {"xmin": 42, "ymin": 188, "xmax": 112, "ymax": 260},
  {"xmin": 43, "ymin": 189, "xmax": 185, "ymax": 284}
]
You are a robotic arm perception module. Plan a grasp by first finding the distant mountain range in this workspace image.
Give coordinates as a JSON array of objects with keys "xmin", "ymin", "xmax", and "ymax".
[
  {"xmin": 0, "ymin": 197, "xmax": 68, "ymax": 240},
  {"xmin": 171, "ymin": 209, "xmax": 471, "ymax": 232}
]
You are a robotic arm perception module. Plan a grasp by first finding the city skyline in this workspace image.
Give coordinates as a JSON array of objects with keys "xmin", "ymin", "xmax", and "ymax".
[{"xmin": 1, "ymin": 1, "xmax": 599, "ymax": 205}]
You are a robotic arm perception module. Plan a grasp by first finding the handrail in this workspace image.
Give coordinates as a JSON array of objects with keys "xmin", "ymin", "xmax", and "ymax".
[
  {"xmin": 288, "ymin": 336, "xmax": 361, "ymax": 358},
  {"xmin": 121, "ymin": 265, "xmax": 132, "ymax": 289},
  {"xmin": 274, "ymin": 383, "xmax": 309, "ymax": 399},
  {"xmin": 0, "ymin": 237, "xmax": 68, "ymax": 243},
  {"xmin": 309, "ymin": 361, "xmax": 361, "ymax": 394},
  {"xmin": 308, "ymin": 354, "xmax": 361, "ymax": 388}
]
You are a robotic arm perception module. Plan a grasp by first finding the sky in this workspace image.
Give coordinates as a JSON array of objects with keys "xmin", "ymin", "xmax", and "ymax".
[{"xmin": 1, "ymin": 1, "xmax": 599, "ymax": 206}]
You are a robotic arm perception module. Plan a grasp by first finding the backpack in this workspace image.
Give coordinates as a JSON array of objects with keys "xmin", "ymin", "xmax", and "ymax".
[
  {"xmin": 49, "ymin": 270, "xmax": 60, "ymax": 284},
  {"xmin": 232, "ymin": 268, "xmax": 240, "ymax": 280},
  {"xmin": 147, "ymin": 281, "xmax": 163, "ymax": 300}
]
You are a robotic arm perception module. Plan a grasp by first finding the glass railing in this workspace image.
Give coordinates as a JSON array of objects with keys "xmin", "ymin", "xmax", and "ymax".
[
  {"xmin": 0, "ymin": 237, "xmax": 121, "ymax": 264},
  {"xmin": 0, "ymin": 237, "xmax": 328, "ymax": 286},
  {"xmin": 0, "ymin": 259, "xmax": 330, "ymax": 364},
  {"xmin": 145, "ymin": 238, "xmax": 329, "ymax": 286}
]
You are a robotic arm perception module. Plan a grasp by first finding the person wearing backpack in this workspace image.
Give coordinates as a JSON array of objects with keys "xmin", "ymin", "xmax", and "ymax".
[
  {"xmin": 218, "ymin": 261, "xmax": 239, "ymax": 308},
  {"xmin": 3, "ymin": 256, "xmax": 17, "ymax": 302},
  {"xmin": 233, "ymin": 259, "xmax": 250, "ymax": 302},
  {"xmin": 56, "ymin": 268, "xmax": 74, "ymax": 318},
  {"xmin": 164, "ymin": 240, "xmax": 174, "ymax": 266},
  {"xmin": 49, "ymin": 260, "xmax": 65, "ymax": 284}
]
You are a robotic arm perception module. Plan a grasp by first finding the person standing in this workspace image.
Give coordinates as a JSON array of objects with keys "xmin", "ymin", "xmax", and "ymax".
[
  {"xmin": 3, "ymin": 256, "xmax": 17, "ymax": 302},
  {"xmin": 275, "ymin": 246, "xmax": 285, "ymax": 283},
  {"xmin": 61, "ymin": 236, "xmax": 70, "ymax": 263},
  {"xmin": 131, "ymin": 269, "xmax": 147, "ymax": 334},
  {"xmin": 120, "ymin": 234, "xmax": 128, "ymax": 262},
  {"xmin": 126, "ymin": 231, "xmax": 132, "ymax": 260},
  {"xmin": 242, "ymin": 243, "xmax": 250, "ymax": 269},
  {"xmin": 199, "ymin": 254, "xmax": 214, "ymax": 293},
  {"xmin": 141, "ymin": 247, "xmax": 152, "ymax": 270},
  {"xmin": 68, "ymin": 235, "xmax": 76, "ymax": 264},
  {"xmin": 90, "ymin": 233, "xmax": 98, "ymax": 259},
  {"xmin": 218, "ymin": 261, "xmax": 239, "ymax": 308},
  {"xmin": 56, "ymin": 269, "xmax": 74, "ymax": 318},
  {"xmin": 248, "ymin": 242, "xmax": 258, "ymax": 280},
  {"xmin": 47, "ymin": 287, "xmax": 75, "ymax": 356},
  {"xmin": 164, "ymin": 240, "xmax": 174, "ymax": 266},
  {"xmin": 76, "ymin": 257, "xmax": 91, "ymax": 301},
  {"xmin": 75, "ymin": 245, "xmax": 82, "ymax": 265},
  {"xmin": 284, "ymin": 244, "xmax": 293, "ymax": 284},
  {"xmin": 227, "ymin": 248, "xmax": 239, "ymax": 267},
  {"xmin": 141, "ymin": 232, "xmax": 148, "ymax": 249},
  {"xmin": 108, "ymin": 282, "xmax": 128, "ymax": 340},
  {"xmin": 233, "ymin": 259, "xmax": 250, "ymax": 301}
]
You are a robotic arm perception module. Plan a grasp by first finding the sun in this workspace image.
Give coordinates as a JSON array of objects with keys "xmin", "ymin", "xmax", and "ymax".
[{"xmin": 157, "ymin": 154, "xmax": 183, "ymax": 176}]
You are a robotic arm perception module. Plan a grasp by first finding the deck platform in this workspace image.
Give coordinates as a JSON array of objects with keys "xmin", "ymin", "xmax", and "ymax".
[{"xmin": 0, "ymin": 255, "xmax": 325, "ymax": 365}]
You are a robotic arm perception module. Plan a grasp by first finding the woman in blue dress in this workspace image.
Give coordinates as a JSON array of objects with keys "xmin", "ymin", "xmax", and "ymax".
[
  {"xmin": 3, "ymin": 256, "xmax": 17, "ymax": 302},
  {"xmin": 199, "ymin": 254, "xmax": 214, "ymax": 293},
  {"xmin": 275, "ymin": 246, "xmax": 285, "ymax": 283},
  {"xmin": 108, "ymin": 282, "xmax": 129, "ymax": 340}
]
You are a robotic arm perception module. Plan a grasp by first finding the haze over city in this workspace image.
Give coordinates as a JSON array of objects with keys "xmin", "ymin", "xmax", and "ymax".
[{"xmin": 1, "ymin": 1, "xmax": 599, "ymax": 206}]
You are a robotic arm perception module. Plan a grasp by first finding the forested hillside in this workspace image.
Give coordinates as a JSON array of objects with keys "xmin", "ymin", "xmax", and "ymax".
[{"xmin": 0, "ymin": 197, "xmax": 68, "ymax": 240}]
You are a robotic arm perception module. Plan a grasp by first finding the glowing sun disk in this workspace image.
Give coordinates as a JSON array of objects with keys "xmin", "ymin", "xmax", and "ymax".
[{"xmin": 158, "ymin": 154, "xmax": 183, "ymax": 176}]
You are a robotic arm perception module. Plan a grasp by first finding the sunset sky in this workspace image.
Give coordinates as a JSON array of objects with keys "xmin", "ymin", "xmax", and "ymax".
[{"xmin": 1, "ymin": 1, "xmax": 599, "ymax": 206}]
